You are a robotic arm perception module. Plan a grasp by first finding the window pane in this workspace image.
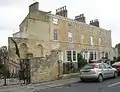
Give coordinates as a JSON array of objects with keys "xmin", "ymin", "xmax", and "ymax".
[
  {"xmin": 104, "ymin": 63, "xmax": 111, "ymax": 68},
  {"xmin": 68, "ymin": 32, "xmax": 72, "ymax": 37},
  {"xmin": 105, "ymin": 52, "xmax": 108, "ymax": 59},
  {"xmin": 90, "ymin": 36, "xmax": 93, "ymax": 45},
  {"xmin": 95, "ymin": 52, "xmax": 96, "ymax": 60},
  {"xmin": 81, "ymin": 35, "xmax": 84, "ymax": 43},
  {"xmin": 83, "ymin": 63, "xmax": 98, "ymax": 69},
  {"xmin": 99, "ymin": 64, "xmax": 105, "ymax": 69},
  {"xmin": 53, "ymin": 18, "xmax": 58, "ymax": 24},
  {"xmin": 73, "ymin": 51, "xmax": 76, "ymax": 61},
  {"xmin": 99, "ymin": 38, "xmax": 101, "ymax": 45},
  {"xmin": 67, "ymin": 51, "xmax": 72, "ymax": 61},
  {"xmin": 68, "ymin": 37, "xmax": 72, "ymax": 42},
  {"xmin": 54, "ymin": 30, "xmax": 58, "ymax": 40},
  {"xmin": 90, "ymin": 52, "xmax": 93, "ymax": 60}
]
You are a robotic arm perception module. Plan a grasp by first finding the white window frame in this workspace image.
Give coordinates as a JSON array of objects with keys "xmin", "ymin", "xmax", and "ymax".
[
  {"xmin": 66, "ymin": 50, "xmax": 72, "ymax": 61},
  {"xmin": 99, "ymin": 30, "xmax": 101, "ymax": 35},
  {"xmin": 53, "ymin": 29, "xmax": 58, "ymax": 41},
  {"xmin": 81, "ymin": 34, "xmax": 84, "ymax": 44},
  {"xmin": 66, "ymin": 50, "xmax": 77, "ymax": 62},
  {"xmin": 99, "ymin": 37, "xmax": 102, "ymax": 45},
  {"xmin": 73, "ymin": 50, "xmax": 77, "ymax": 61},
  {"xmin": 90, "ymin": 36, "xmax": 94, "ymax": 46},
  {"xmin": 53, "ymin": 18, "xmax": 58, "ymax": 24},
  {"xmin": 90, "ymin": 29, "xmax": 94, "ymax": 35},
  {"xmin": 68, "ymin": 31, "xmax": 73, "ymax": 43}
]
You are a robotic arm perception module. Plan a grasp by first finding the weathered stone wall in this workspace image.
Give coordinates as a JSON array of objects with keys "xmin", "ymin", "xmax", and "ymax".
[
  {"xmin": 30, "ymin": 50, "xmax": 62, "ymax": 83},
  {"xmin": 8, "ymin": 37, "xmax": 29, "ymax": 74}
]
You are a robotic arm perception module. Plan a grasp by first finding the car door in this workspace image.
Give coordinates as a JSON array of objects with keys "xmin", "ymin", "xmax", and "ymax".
[
  {"xmin": 104, "ymin": 63, "xmax": 114, "ymax": 77},
  {"xmin": 99, "ymin": 64, "xmax": 109, "ymax": 78}
]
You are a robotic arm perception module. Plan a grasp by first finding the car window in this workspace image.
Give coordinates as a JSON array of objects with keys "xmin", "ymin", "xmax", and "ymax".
[
  {"xmin": 104, "ymin": 63, "xmax": 111, "ymax": 68},
  {"xmin": 83, "ymin": 63, "xmax": 98, "ymax": 69},
  {"xmin": 99, "ymin": 64, "xmax": 105, "ymax": 69},
  {"xmin": 83, "ymin": 64, "xmax": 93, "ymax": 69}
]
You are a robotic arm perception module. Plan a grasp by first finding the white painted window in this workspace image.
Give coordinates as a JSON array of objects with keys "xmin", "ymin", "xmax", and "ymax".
[
  {"xmin": 68, "ymin": 31, "xmax": 73, "ymax": 42},
  {"xmin": 90, "ymin": 36, "xmax": 94, "ymax": 45},
  {"xmin": 90, "ymin": 52, "xmax": 94, "ymax": 60},
  {"xmin": 90, "ymin": 29, "xmax": 94, "ymax": 35},
  {"xmin": 73, "ymin": 51, "xmax": 76, "ymax": 61},
  {"xmin": 53, "ymin": 18, "xmax": 58, "ymax": 24},
  {"xmin": 81, "ymin": 35, "xmax": 84, "ymax": 43},
  {"xmin": 68, "ymin": 32, "xmax": 72, "ymax": 37},
  {"xmin": 99, "ymin": 38, "xmax": 102, "ymax": 45},
  {"xmin": 66, "ymin": 50, "xmax": 77, "ymax": 62},
  {"xmin": 68, "ymin": 37, "xmax": 73, "ymax": 42},
  {"xmin": 67, "ymin": 51, "xmax": 72, "ymax": 61},
  {"xmin": 53, "ymin": 29, "xmax": 58, "ymax": 41}
]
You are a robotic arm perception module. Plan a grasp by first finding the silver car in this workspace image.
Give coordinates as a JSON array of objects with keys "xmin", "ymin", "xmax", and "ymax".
[{"xmin": 80, "ymin": 63, "xmax": 118, "ymax": 82}]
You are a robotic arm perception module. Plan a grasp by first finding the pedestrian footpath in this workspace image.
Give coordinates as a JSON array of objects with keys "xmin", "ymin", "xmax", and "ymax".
[
  {"xmin": 27, "ymin": 77, "xmax": 80, "ymax": 91},
  {"xmin": 0, "ymin": 77, "xmax": 80, "ymax": 92}
]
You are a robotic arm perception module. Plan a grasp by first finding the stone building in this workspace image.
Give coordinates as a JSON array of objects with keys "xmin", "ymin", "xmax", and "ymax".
[{"xmin": 8, "ymin": 2, "xmax": 113, "ymax": 75}]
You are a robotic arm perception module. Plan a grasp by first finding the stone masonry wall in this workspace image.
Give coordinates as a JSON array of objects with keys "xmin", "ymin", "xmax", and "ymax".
[{"xmin": 30, "ymin": 50, "xmax": 61, "ymax": 83}]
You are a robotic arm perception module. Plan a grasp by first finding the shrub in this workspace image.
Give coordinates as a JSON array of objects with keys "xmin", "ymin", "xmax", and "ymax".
[{"xmin": 77, "ymin": 53, "xmax": 87, "ymax": 69}]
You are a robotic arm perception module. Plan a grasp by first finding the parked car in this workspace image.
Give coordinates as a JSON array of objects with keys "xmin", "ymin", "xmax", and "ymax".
[
  {"xmin": 80, "ymin": 63, "xmax": 118, "ymax": 82},
  {"xmin": 112, "ymin": 62, "xmax": 120, "ymax": 75}
]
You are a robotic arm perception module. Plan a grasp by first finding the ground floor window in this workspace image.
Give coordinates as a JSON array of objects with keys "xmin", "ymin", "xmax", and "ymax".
[
  {"xmin": 73, "ymin": 51, "xmax": 76, "ymax": 61},
  {"xmin": 66, "ymin": 50, "xmax": 77, "ymax": 62},
  {"xmin": 94, "ymin": 52, "xmax": 96, "ymax": 60},
  {"xmin": 90, "ymin": 52, "xmax": 93, "ymax": 60},
  {"xmin": 67, "ymin": 51, "xmax": 72, "ymax": 61},
  {"xmin": 105, "ymin": 52, "xmax": 108, "ymax": 59}
]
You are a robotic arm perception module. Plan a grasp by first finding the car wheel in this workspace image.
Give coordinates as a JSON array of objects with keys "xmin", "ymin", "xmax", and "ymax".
[
  {"xmin": 113, "ymin": 72, "xmax": 118, "ymax": 78},
  {"xmin": 80, "ymin": 78, "xmax": 85, "ymax": 82},
  {"xmin": 97, "ymin": 74, "xmax": 103, "ymax": 82}
]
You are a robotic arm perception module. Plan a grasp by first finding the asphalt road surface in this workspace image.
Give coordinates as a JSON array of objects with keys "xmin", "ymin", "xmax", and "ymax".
[{"xmin": 40, "ymin": 77, "xmax": 120, "ymax": 92}]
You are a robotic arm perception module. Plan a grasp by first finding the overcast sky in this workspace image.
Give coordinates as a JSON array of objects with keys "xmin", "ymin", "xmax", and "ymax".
[{"xmin": 0, "ymin": 0, "xmax": 120, "ymax": 47}]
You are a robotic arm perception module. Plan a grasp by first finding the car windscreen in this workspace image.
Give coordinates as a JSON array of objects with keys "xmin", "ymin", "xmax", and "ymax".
[{"xmin": 83, "ymin": 63, "xmax": 98, "ymax": 69}]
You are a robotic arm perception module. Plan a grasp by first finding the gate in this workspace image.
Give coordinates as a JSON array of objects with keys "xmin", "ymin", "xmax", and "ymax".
[
  {"xmin": 0, "ymin": 57, "xmax": 31, "ymax": 86},
  {"xmin": 19, "ymin": 59, "xmax": 31, "ymax": 84}
]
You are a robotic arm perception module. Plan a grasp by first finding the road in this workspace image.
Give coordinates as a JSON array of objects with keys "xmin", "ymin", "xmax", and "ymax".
[
  {"xmin": 40, "ymin": 77, "xmax": 120, "ymax": 92},
  {"xmin": 0, "ymin": 77, "xmax": 120, "ymax": 92}
]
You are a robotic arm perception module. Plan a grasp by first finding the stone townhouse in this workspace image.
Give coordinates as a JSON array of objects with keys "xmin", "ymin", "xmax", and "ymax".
[{"xmin": 8, "ymin": 2, "xmax": 113, "ymax": 74}]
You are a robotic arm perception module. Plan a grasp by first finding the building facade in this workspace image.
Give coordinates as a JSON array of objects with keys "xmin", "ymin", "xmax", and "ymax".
[{"xmin": 9, "ymin": 2, "xmax": 112, "ymax": 67}]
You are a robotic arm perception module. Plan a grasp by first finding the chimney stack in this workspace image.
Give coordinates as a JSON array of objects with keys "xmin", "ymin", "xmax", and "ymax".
[
  {"xmin": 74, "ymin": 14, "xmax": 86, "ymax": 23},
  {"xmin": 29, "ymin": 2, "xmax": 39, "ymax": 12},
  {"xmin": 56, "ymin": 6, "xmax": 68, "ymax": 17},
  {"xmin": 89, "ymin": 19, "xmax": 99, "ymax": 27}
]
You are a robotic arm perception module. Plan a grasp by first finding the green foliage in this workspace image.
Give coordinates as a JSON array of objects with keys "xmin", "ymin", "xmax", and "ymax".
[
  {"xmin": 0, "ymin": 54, "xmax": 4, "ymax": 78},
  {"xmin": 111, "ymin": 56, "xmax": 120, "ymax": 65},
  {"xmin": 115, "ymin": 43, "xmax": 120, "ymax": 55},
  {"xmin": 116, "ymin": 56, "xmax": 120, "ymax": 61},
  {"xmin": 77, "ymin": 53, "xmax": 87, "ymax": 69},
  {"xmin": 63, "ymin": 60, "xmax": 78, "ymax": 74}
]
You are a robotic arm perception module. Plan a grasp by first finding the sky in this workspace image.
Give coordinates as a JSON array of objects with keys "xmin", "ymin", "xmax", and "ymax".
[{"xmin": 0, "ymin": 0, "xmax": 120, "ymax": 47}]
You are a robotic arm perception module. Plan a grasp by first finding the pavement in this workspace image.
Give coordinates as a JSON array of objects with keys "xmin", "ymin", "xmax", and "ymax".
[
  {"xmin": 0, "ymin": 74, "xmax": 80, "ymax": 92},
  {"xmin": 0, "ymin": 75, "xmax": 120, "ymax": 92},
  {"xmin": 0, "ymin": 78, "xmax": 24, "ymax": 87},
  {"xmin": 27, "ymin": 77, "xmax": 80, "ymax": 91}
]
